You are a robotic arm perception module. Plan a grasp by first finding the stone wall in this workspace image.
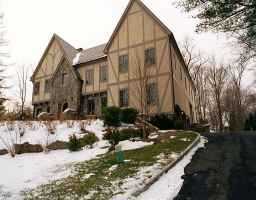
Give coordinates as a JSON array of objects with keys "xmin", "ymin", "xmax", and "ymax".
[{"xmin": 50, "ymin": 59, "xmax": 82, "ymax": 115}]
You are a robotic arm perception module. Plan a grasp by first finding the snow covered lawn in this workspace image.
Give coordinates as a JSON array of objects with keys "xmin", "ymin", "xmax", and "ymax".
[
  {"xmin": 0, "ymin": 120, "xmax": 109, "ymax": 200},
  {"xmin": 22, "ymin": 131, "xmax": 198, "ymax": 200}
]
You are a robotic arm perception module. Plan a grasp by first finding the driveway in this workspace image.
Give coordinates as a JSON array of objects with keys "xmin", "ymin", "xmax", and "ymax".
[{"xmin": 174, "ymin": 133, "xmax": 256, "ymax": 200}]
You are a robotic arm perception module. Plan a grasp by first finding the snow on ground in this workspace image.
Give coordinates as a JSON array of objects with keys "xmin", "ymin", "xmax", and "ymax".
[
  {"xmin": 0, "ymin": 120, "xmax": 105, "ymax": 149},
  {"xmin": 0, "ymin": 120, "xmax": 109, "ymax": 200},
  {"xmin": 137, "ymin": 137, "xmax": 207, "ymax": 200},
  {"xmin": 119, "ymin": 140, "xmax": 153, "ymax": 151}
]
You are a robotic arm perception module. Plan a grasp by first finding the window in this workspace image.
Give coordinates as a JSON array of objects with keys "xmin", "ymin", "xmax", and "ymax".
[
  {"xmin": 34, "ymin": 82, "xmax": 40, "ymax": 95},
  {"xmin": 119, "ymin": 88, "xmax": 129, "ymax": 107},
  {"xmin": 44, "ymin": 79, "xmax": 51, "ymax": 93},
  {"xmin": 145, "ymin": 48, "xmax": 156, "ymax": 66},
  {"xmin": 61, "ymin": 71, "xmax": 68, "ymax": 85},
  {"xmin": 85, "ymin": 69, "xmax": 94, "ymax": 85},
  {"xmin": 146, "ymin": 83, "xmax": 158, "ymax": 105},
  {"xmin": 119, "ymin": 55, "xmax": 128, "ymax": 73},
  {"xmin": 100, "ymin": 65, "xmax": 108, "ymax": 82},
  {"xmin": 185, "ymin": 78, "xmax": 187, "ymax": 90},
  {"xmin": 180, "ymin": 68, "xmax": 183, "ymax": 80}
]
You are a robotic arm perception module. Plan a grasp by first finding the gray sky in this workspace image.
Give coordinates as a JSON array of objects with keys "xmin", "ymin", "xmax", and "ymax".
[{"xmin": 1, "ymin": 0, "xmax": 254, "ymax": 109}]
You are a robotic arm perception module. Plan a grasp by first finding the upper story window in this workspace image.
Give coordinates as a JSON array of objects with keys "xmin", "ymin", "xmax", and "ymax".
[
  {"xmin": 34, "ymin": 81, "xmax": 40, "ymax": 95},
  {"xmin": 185, "ymin": 78, "xmax": 187, "ymax": 90},
  {"xmin": 145, "ymin": 48, "xmax": 156, "ymax": 66},
  {"xmin": 119, "ymin": 88, "xmax": 129, "ymax": 107},
  {"xmin": 100, "ymin": 65, "xmax": 108, "ymax": 82},
  {"xmin": 85, "ymin": 69, "xmax": 94, "ymax": 85},
  {"xmin": 180, "ymin": 67, "xmax": 183, "ymax": 80},
  {"xmin": 61, "ymin": 71, "xmax": 68, "ymax": 85},
  {"xmin": 119, "ymin": 54, "xmax": 129, "ymax": 73},
  {"xmin": 146, "ymin": 82, "xmax": 158, "ymax": 105},
  {"xmin": 45, "ymin": 79, "xmax": 51, "ymax": 93}
]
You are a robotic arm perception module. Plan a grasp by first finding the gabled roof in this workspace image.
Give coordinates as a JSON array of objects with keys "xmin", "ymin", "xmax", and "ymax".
[
  {"xmin": 104, "ymin": 0, "xmax": 172, "ymax": 53},
  {"xmin": 77, "ymin": 43, "xmax": 107, "ymax": 65},
  {"xmin": 54, "ymin": 34, "xmax": 78, "ymax": 65},
  {"xmin": 31, "ymin": 33, "xmax": 79, "ymax": 81}
]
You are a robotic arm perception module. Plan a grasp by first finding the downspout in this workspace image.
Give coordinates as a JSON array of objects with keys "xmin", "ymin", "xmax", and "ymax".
[{"xmin": 168, "ymin": 36, "xmax": 176, "ymax": 114}]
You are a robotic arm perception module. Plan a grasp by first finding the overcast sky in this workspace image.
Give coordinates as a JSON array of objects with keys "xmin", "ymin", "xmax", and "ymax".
[{"xmin": 1, "ymin": 0, "xmax": 254, "ymax": 109}]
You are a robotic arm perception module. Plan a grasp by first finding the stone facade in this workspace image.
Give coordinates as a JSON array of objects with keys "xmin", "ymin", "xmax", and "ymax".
[{"xmin": 50, "ymin": 59, "xmax": 82, "ymax": 115}]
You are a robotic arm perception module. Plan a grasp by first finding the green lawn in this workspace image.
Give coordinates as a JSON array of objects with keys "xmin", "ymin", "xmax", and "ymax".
[{"xmin": 24, "ymin": 131, "xmax": 197, "ymax": 200}]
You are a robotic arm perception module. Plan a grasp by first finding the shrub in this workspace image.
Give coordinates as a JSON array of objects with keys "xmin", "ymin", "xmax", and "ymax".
[
  {"xmin": 102, "ymin": 106, "xmax": 121, "ymax": 127},
  {"xmin": 103, "ymin": 128, "xmax": 143, "ymax": 145},
  {"xmin": 120, "ymin": 108, "xmax": 138, "ymax": 124},
  {"xmin": 174, "ymin": 120, "xmax": 185, "ymax": 130},
  {"xmin": 67, "ymin": 134, "xmax": 82, "ymax": 152},
  {"xmin": 149, "ymin": 114, "xmax": 175, "ymax": 130},
  {"xmin": 79, "ymin": 133, "xmax": 99, "ymax": 148}
]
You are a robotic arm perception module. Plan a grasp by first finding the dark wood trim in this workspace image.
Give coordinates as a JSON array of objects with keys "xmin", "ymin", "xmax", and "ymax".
[
  {"xmin": 169, "ymin": 39, "xmax": 176, "ymax": 112},
  {"xmin": 107, "ymin": 72, "xmax": 170, "ymax": 86},
  {"xmin": 108, "ymin": 36, "xmax": 168, "ymax": 54},
  {"xmin": 75, "ymin": 56, "xmax": 107, "ymax": 68}
]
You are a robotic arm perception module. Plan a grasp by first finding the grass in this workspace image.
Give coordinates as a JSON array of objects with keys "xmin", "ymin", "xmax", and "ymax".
[{"xmin": 23, "ymin": 131, "xmax": 197, "ymax": 200}]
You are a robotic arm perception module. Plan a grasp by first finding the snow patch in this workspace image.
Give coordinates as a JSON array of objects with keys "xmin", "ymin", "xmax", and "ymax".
[
  {"xmin": 119, "ymin": 140, "xmax": 153, "ymax": 151},
  {"xmin": 72, "ymin": 52, "xmax": 81, "ymax": 65}
]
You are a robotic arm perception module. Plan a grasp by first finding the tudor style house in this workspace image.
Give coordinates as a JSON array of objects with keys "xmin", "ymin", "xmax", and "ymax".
[{"xmin": 31, "ymin": 0, "xmax": 197, "ymax": 122}]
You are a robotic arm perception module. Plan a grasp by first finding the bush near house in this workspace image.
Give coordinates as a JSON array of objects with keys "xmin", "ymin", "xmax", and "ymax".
[
  {"xmin": 102, "ymin": 106, "xmax": 121, "ymax": 127},
  {"xmin": 120, "ymin": 108, "xmax": 138, "ymax": 124},
  {"xmin": 79, "ymin": 133, "xmax": 99, "ymax": 148},
  {"xmin": 149, "ymin": 114, "xmax": 175, "ymax": 130},
  {"xmin": 149, "ymin": 112, "xmax": 188, "ymax": 130},
  {"xmin": 67, "ymin": 134, "xmax": 82, "ymax": 152},
  {"xmin": 103, "ymin": 128, "xmax": 143, "ymax": 145}
]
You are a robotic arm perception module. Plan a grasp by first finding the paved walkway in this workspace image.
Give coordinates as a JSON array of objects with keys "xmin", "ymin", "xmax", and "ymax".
[{"xmin": 174, "ymin": 133, "xmax": 256, "ymax": 200}]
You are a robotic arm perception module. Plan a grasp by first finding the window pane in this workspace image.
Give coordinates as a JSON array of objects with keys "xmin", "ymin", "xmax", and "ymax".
[
  {"xmin": 86, "ymin": 69, "xmax": 94, "ymax": 85},
  {"xmin": 45, "ymin": 79, "xmax": 50, "ymax": 93},
  {"xmin": 119, "ymin": 55, "xmax": 128, "ymax": 73},
  {"xmin": 145, "ymin": 48, "xmax": 156, "ymax": 66},
  {"xmin": 147, "ymin": 83, "xmax": 157, "ymax": 105},
  {"xmin": 120, "ymin": 88, "xmax": 128, "ymax": 107},
  {"xmin": 34, "ymin": 82, "xmax": 40, "ymax": 95},
  {"xmin": 100, "ymin": 65, "xmax": 108, "ymax": 82}
]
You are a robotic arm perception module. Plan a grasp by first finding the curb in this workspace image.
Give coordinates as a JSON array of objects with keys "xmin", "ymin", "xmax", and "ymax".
[{"xmin": 131, "ymin": 132, "xmax": 201, "ymax": 197}]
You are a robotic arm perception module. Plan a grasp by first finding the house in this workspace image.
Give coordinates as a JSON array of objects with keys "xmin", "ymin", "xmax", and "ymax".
[{"xmin": 31, "ymin": 0, "xmax": 197, "ymax": 122}]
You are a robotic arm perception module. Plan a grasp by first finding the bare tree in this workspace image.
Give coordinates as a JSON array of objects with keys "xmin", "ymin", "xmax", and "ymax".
[
  {"xmin": 131, "ymin": 50, "xmax": 154, "ymax": 138},
  {"xmin": 223, "ymin": 61, "xmax": 248, "ymax": 131},
  {"xmin": 0, "ymin": 14, "xmax": 9, "ymax": 117},
  {"xmin": 16, "ymin": 65, "xmax": 29, "ymax": 120},
  {"xmin": 181, "ymin": 37, "xmax": 209, "ymax": 122},
  {"xmin": 207, "ymin": 59, "xmax": 229, "ymax": 131}
]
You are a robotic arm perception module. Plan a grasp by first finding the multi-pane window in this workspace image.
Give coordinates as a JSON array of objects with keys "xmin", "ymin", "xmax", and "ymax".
[
  {"xmin": 85, "ymin": 69, "xmax": 94, "ymax": 85},
  {"xmin": 100, "ymin": 65, "xmax": 108, "ymax": 82},
  {"xmin": 146, "ymin": 83, "xmax": 158, "ymax": 105},
  {"xmin": 34, "ymin": 82, "xmax": 40, "ymax": 95},
  {"xmin": 45, "ymin": 79, "xmax": 51, "ymax": 93},
  {"xmin": 145, "ymin": 48, "xmax": 156, "ymax": 66},
  {"xmin": 119, "ymin": 88, "xmax": 129, "ymax": 107},
  {"xmin": 119, "ymin": 55, "xmax": 129, "ymax": 73}
]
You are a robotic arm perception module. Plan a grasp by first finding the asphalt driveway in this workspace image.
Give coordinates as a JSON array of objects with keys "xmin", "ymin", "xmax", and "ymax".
[{"xmin": 175, "ymin": 133, "xmax": 256, "ymax": 200}]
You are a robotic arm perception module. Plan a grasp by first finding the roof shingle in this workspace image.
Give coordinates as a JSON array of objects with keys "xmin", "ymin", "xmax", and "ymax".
[{"xmin": 76, "ymin": 43, "xmax": 107, "ymax": 65}]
